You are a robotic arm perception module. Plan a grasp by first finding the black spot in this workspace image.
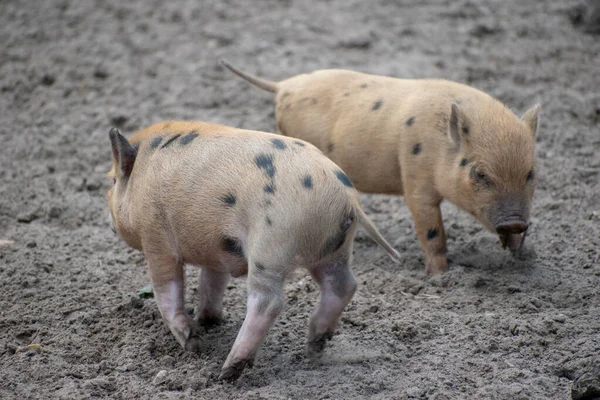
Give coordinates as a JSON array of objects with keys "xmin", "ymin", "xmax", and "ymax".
[
  {"xmin": 526, "ymin": 170, "xmax": 535, "ymax": 182},
  {"xmin": 266, "ymin": 216, "xmax": 272, "ymax": 226},
  {"xmin": 460, "ymin": 158, "xmax": 469, "ymax": 167},
  {"xmin": 270, "ymin": 138, "xmax": 287, "ymax": 150},
  {"xmin": 372, "ymin": 99, "xmax": 383, "ymax": 111},
  {"xmin": 255, "ymin": 154, "xmax": 276, "ymax": 178},
  {"xmin": 180, "ymin": 132, "xmax": 198, "ymax": 145},
  {"xmin": 427, "ymin": 228, "xmax": 439, "ymax": 240},
  {"xmin": 462, "ymin": 125, "xmax": 470, "ymax": 135},
  {"xmin": 406, "ymin": 117, "xmax": 415, "ymax": 127},
  {"xmin": 222, "ymin": 193, "xmax": 236, "ymax": 206},
  {"xmin": 294, "ymin": 141, "xmax": 305, "ymax": 147},
  {"xmin": 150, "ymin": 137, "xmax": 163, "ymax": 149},
  {"xmin": 255, "ymin": 263, "xmax": 265, "ymax": 271},
  {"xmin": 360, "ymin": 83, "xmax": 368, "ymax": 88},
  {"xmin": 412, "ymin": 143, "xmax": 422, "ymax": 155},
  {"xmin": 160, "ymin": 134, "xmax": 181, "ymax": 149},
  {"xmin": 222, "ymin": 237, "xmax": 244, "ymax": 258},
  {"xmin": 335, "ymin": 170, "xmax": 353, "ymax": 188},
  {"xmin": 303, "ymin": 175, "xmax": 313, "ymax": 189},
  {"xmin": 264, "ymin": 183, "xmax": 275, "ymax": 194},
  {"xmin": 327, "ymin": 143, "xmax": 334, "ymax": 153}
]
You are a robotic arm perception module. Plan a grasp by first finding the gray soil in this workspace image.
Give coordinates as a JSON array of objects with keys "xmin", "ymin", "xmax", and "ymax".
[{"xmin": 1, "ymin": 0, "xmax": 599, "ymax": 399}]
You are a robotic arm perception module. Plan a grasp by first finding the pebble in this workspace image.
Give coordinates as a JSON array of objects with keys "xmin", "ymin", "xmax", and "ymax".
[
  {"xmin": 17, "ymin": 212, "xmax": 37, "ymax": 223},
  {"xmin": 153, "ymin": 370, "xmax": 168, "ymax": 386}
]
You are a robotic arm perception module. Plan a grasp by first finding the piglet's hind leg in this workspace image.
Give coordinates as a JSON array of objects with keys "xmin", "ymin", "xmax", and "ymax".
[
  {"xmin": 308, "ymin": 253, "xmax": 357, "ymax": 356},
  {"xmin": 196, "ymin": 267, "xmax": 229, "ymax": 326},
  {"xmin": 146, "ymin": 252, "xmax": 200, "ymax": 352},
  {"xmin": 218, "ymin": 262, "xmax": 285, "ymax": 381}
]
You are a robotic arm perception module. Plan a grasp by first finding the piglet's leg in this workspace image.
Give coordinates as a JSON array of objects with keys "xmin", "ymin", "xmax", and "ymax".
[
  {"xmin": 307, "ymin": 253, "xmax": 357, "ymax": 356},
  {"xmin": 219, "ymin": 262, "xmax": 285, "ymax": 381},
  {"xmin": 146, "ymin": 252, "xmax": 200, "ymax": 352},
  {"xmin": 405, "ymin": 197, "xmax": 448, "ymax": 275},
  {"xmin": 196, "ymin": 267, "xmax": 229, "ymax": 326}
]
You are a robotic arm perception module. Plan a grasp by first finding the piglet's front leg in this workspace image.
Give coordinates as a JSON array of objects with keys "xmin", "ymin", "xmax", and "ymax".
[{"xmin": 405, "ymin": 197, "xmax": 449, "ymax": 275}]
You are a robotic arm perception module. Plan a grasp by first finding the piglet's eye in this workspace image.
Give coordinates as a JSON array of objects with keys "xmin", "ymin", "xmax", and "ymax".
[
  {"xmin": 526, "ymin": 170, "xmax": 535, "ymax": 182},
  {"xmin": 112, "ymin": 178, "xmax": 116, "ymax": 185},
  {"xmin": 470, "ymin": 166, "xmax": 490, "ymax": 185}
]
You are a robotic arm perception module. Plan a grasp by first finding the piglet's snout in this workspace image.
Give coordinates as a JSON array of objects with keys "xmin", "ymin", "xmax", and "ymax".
[{"xmin": 495, "ymin": 220, "xmax": 528, "ymax": 235}]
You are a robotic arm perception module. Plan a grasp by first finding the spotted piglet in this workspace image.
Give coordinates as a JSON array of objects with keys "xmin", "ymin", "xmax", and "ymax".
[
  {"xmin": 222, "ymin": 60, "xmax": 541, "ymax": 275},
  {"xmin": 106, "ymin": 121, "xmax": 400, "ymax": 381}
]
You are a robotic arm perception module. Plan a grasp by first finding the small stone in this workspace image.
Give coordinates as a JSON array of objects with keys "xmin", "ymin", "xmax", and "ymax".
[
  {"xmin": 160, "ymin": 355, "xmax": 176, "ymax": 367},
  {"xmin": 26, "ymin": 241, "xmax": 37, "ymax": 248},
  {"xmin": 553, "ymin": 314, "xmax": 567, "ymax": 323},
  {"xmin": 40, "ymin": 74, "xmax": 55, "ymax": 86},
  {"xmin": 48, "ymin": 207, "xmax": 62, "ymax": 219},
  {"xmin": 85, "ymin": 180, "xmax": 102, "ymax": 191},
  {"xmin": 110, "ymin": 115, "xmax": 128, "ymax": 127},
  {"xmin": 94, "ymin": 66, "xmax": 109, "ymax": 79},
  {"xmin": 17, "ymin": 212, "xmax": 38, "ymax": 223},
  {"xmin": 153, "ymin": 370, "xmax": 168, "ymax": 385},
  {"xmin": 338, "ymin": 34, "xmax": 373, "ymax": 49},
  {"xmin": 369, "ymin": 305, "xmax": 379, "ymax": 313}
]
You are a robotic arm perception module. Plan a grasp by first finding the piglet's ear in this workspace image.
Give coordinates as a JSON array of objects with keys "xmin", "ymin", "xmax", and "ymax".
[
  {"xmin": 521, "ymin": 103, "xmax": 541, "ymax": 138},
  {"xmin": 109, "ymin": 127, "xmax": 137, "ymax": 179},
  {"xmin": 448, "ymin": 103, "xmax": 462, "ymax": 148}
]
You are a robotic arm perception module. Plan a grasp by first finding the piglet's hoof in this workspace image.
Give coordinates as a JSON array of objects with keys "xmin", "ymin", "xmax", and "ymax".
[
  {"xmin": 184, "ymin": 335, "xmax": 201, "ymax": 353},
  {"xmin": 307, "ymin": 331, "xmax": 335, "ymax": 357},
  {"xmin": 425, "ymin": 255, "xmax": 448, "ymax": 275},
  {"xmin": 218, "ymin": 359, "xmax": 250, "ymax": 382}
]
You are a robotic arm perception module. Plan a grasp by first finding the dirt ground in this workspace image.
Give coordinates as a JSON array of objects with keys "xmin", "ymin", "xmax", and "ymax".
[{"xmin": 1, "ymin": 0, "xmax": 599, "ymax": 399}]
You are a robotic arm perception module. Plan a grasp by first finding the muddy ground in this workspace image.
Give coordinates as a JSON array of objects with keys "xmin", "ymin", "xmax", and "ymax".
[{"xmin": 1, "ymin": 0, "xmax": 599, "ymax": 399}]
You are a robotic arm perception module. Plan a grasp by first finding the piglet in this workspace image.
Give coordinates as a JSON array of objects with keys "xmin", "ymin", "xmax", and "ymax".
[{"xmin": 106, "ymin": 120, "xmax": 400, "ymax": 381}]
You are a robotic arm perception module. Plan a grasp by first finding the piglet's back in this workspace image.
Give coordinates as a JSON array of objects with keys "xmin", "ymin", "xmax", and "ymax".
[{"xmin": 126, "ymin": 121, "xmax": 358, "ymax": 254}]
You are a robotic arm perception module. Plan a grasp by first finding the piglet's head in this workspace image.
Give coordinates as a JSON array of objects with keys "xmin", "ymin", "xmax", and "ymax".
[
  {"xmin": 106, "ymin": 127, "xmax": 139, "ymax": 246},
  {"xmin": 448, "ymin": 102, "xmax": 540, "ymax": 252}
]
